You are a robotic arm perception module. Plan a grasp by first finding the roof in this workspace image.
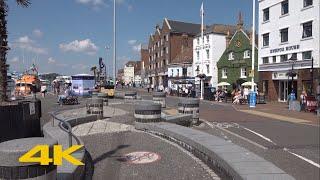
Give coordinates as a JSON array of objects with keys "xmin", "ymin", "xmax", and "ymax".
[
  {"xmin": 195, "ymin": 24, "xmax": 238, "ymax": 37},
  {"xmin": 171, "ymin": 46, "xmax": 193, "ymax": 64},
  {"xmin": 167, "ymin": 19, "xmax": 201, "ymax": 36},
  {"xmin": 125, "ymin": 61, "xmax": 139, "ymax": 67}
]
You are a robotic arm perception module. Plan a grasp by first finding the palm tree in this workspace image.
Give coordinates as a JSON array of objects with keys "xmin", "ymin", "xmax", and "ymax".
[{"xmin": 0, "ymin": 0, "xmax": 30, "ymax": 102}]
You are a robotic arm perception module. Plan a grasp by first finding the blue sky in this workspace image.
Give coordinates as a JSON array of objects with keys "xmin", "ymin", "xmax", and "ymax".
[{"xmin": 7, "ymin": 0, "xmax": 257, "ymax": 76}]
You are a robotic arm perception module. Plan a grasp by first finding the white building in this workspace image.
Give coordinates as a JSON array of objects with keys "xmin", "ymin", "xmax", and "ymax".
[
  {"xmin": 193, "ymin": 24, "xmax": 237, "ymax": 87},
  {"xmin": 258, "ymin": 0, "xmax": 319, "ymax": 101},
  {"xmin": 123, "ymin": 61, "xmax": 140, "ymax": 85}
]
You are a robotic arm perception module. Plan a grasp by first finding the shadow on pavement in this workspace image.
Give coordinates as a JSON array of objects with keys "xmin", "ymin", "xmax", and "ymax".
[{"xmin": 93, "ymin": 144, "xmax": 130, "ymax": 165}]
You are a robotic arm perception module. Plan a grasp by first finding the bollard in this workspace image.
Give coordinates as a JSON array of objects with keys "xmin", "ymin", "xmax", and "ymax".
[
  {"xmin": 134, "ymin": 101, "xmax": 161, "ymax": 123},
  {"xmin": 86, "ymin": 98, "xmax": 104, "ymax": 119},
  {"xmin": 178, "ymin": 98, "xmax": 200, "ymax": 125},
  {"xmin": 97, "ymin": 93, "xmax": 108, "ymax": 106},
  {"xmin": 124, "ymin": 91, "xmax": 137, "ymax": 103},
  {"xmin": 153, "ymin": 92, "xmax": 166, "ymax": 108},
  {"xmin": 0, "ymin": 138, "xmax": 57, "ymax": 180}
]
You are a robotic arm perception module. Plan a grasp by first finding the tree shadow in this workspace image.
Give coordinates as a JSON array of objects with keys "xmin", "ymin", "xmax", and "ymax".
[{"xmin": 93, "ymin": 144, "xmax": 130, "ymax": 165}]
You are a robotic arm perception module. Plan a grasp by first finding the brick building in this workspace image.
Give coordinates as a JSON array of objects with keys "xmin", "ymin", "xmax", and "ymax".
[{"xmin": 146, "ymin": 18, "xmax": 201, "ymax": 88}]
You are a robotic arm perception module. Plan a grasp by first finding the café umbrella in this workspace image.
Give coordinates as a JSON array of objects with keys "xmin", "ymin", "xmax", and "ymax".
[
  {"xmin": 241, "ymin": 82, "xmax": 257, "ymax": 87},
  {"xmin": 217, "ymin": 82, "xmax": 231, "ymax": 86}
]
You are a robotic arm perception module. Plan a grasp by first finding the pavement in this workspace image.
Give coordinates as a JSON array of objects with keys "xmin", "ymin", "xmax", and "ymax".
[
  {"xmin": 131, "ymin": 88, "xmax": 320, "ymax": 180},
  {"xmin": 39, "ymin": 93, "xmax": 220, "ymax": 180}
]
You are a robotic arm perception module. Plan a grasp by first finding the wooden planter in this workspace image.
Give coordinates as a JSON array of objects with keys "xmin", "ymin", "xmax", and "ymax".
[{"xmin": 0, "ymin": 99, "xmax": 41, "ymax": 143}]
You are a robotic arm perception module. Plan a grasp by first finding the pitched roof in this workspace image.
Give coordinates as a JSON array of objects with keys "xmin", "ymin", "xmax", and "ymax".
[
  {"xmin": 166, "ymin": 19, "xmax": 201, "ymax": 36},
  {"xmin": 196, "ymin": 24, "xmax": 238, "ymax": 37},
  {"xmin": 125, "ymin": 61, "xmax": 138, "ymax": 67}
]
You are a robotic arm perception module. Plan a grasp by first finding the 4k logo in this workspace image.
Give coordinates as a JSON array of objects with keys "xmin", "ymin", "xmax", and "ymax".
[{"xmin": 19, "ymin": 145, "xmax": 84, "ymax": 166}]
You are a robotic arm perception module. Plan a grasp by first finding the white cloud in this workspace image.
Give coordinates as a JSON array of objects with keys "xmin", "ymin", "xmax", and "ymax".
[
  {"xmin": 132, "ymin": 44, "xmax": 141, "ymax": 52},
  {"xmin": 9, "ymin": 56, "xmax": 19, "ymax": 63},
  {"xmin": 13, "ymin": 36, "xmax": 48, "ymax": 55},
  {"xmin": 48, "ymin": 57, "xmax": 56, "ymax": 64},
  {"xmin": 128, "ymin": 40, "xmax": 137, "ymax": 45},
  {"xmin": 33, "ymin": 29, "xmax": 43, "ymax": 38},
  {"xmin": 76, "ymin": 0, "xmax": 107, "ymax": 9},
  {"xmin": 59, "ymin": 39, "xmax": 99, "ymax": 55}
]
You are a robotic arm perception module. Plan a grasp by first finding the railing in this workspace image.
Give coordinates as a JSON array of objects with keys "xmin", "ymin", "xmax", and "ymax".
[{"xmin": 49, "ymin": 111, "xmax": 81, "ymax": 147}]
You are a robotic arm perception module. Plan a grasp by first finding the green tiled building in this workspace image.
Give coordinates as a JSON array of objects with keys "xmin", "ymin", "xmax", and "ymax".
[{"xmin": 217, "ymin": 16, "xmax": 258, "ymax": 91}]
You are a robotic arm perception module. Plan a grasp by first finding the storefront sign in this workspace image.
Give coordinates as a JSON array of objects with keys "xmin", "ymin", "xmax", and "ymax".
[
  {"xmin": 270, "ymin": 45, "xmax": 300, "ymax": 54},
  {"xmin": 272, "ymin": 71, "xmax": 298, "ymax": 80}
]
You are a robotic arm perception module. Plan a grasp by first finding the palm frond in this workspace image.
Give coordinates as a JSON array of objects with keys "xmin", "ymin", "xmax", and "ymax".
[{"xmin": 16, "ymin": 0, "xmax": 31, "ymax": 7}]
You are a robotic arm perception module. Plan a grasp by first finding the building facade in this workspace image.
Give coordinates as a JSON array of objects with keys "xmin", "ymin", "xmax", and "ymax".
[
  {"xmin": 258, "ymin": 0, "xmax": 319, "ymax": 102},
  {"xmin": 140, "ymin": 45, "xmax": 149, "ymax": 86},
  {"xmin": 123, "ymin": 61, "xmax": 139, "ymax": 85},
  {"xmin": 217, "ymin": 19, "xmax": 259, "ymax": 91},
  {"xmin": 146, "ymin": 18, "xmax": 201, "ymax": 88},
  {"xmin": 193, "ymin": 24, "xmax": 237, "ymax": 87}
]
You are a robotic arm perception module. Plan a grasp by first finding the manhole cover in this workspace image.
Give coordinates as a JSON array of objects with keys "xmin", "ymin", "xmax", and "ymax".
[{"xmin": 122, "ymin": 151, "xmax": 161, "ymax": 164}]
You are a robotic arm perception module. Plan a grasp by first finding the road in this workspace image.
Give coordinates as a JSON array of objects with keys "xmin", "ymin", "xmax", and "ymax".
[{"xmin": 138, "ymin": 91, "xmax": 319, "ymax": 180}]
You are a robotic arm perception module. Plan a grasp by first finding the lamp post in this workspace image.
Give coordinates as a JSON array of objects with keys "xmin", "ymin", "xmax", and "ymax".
[
  {"xmin": 113, "ymin": 0, "xmax": 116, "ymax": 83},
  {"xmin": 195, "ymin": 66, "xmax": 206, "ymax": 99},
  {"xmin": 288, "ymin": 54, "xmax": 297, "ymax": 100}
]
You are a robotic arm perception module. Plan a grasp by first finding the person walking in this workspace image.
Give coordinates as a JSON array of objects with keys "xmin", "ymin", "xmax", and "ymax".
[{"xmin": 41, "ymin": 85, "xmax": 47, "ymax": 98}]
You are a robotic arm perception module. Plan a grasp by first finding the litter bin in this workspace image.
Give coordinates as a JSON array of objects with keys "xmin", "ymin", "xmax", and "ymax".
[{"xmin": 249, "ymin": 91, "xmax": 257, "ymax": 108}]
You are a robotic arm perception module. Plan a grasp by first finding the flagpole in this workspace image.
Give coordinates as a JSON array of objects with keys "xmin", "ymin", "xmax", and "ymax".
[
  {"xmin": 113, "ymin": 0, "xmax": 116, "ymax": 83},
  {"xmin": 200, "ymin": 2, "xmax": 204, "ymax": 100}
]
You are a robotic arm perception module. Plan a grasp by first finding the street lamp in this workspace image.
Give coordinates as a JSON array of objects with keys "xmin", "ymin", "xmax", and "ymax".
[
  {"xmin": 288, "ymin": 54, "xmax": 297, "ymax": 100},
  {"xmin": 195, "ymin": 66, "xmax": 206, "ymax": 99}
]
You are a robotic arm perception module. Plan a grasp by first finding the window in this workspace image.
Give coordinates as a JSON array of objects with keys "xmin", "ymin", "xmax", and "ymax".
[
  {"xmin": 177, "ymin": 69, "xmax": 180, "ymax": 77},
  {"xmin": 163, "ymin": 59, "xmax": 166, "ymax": 66},
  {"xmin": 206, "ymin": 35, "xmax": 209, "ymax": 43},
  {"xmin": 196, "ymin": 66, "xmax": 200, "ymax": 75},
  {"xmin": 281, "ymin": 0, "xmax": 289, "ymax": 15},
  {"xmin": 244, "ymin": 50, "xmax": 250, "ymax": 58},
  {"xmin": 206, "ymin": 64, "xmax": 210, "ymax": 74},
  {"xmin": 222, "ymin": 68, "xmax": 228, "ymax": 78},
  {"xmin": 291, "ymin": 53, "xmax": 297, "ymax": 60},
  {"xmin": 303, "ymin": 0, "xmax": 313, "ymax": 7},
  {"xmin": 197, "ymin": 38, "xmax": 200, "ymax": 45},
  {"xmin": 228, "ymin": 52, "xmax": 234, "ymax": 60},
  {"xmin": 272, "ymin": 56, "xmax": 277, "ymax": 63},
  {"xmin": 263, "ymin": 8, "xmax": 269, "ymax": 22},
  {"xmin": 263, "ymin": 33, "xmax": 269, "ymax": 47},
  {"xmin": 197, "ymin": 51, "xmax": 200, "ymax": 60},
  {"xmin": 240, "ymin": 68, "xmax": 247, "ymax": 78},
  {"xmin": 302, "ymin": 21, "xmax": 312, "ymax": 38},
  {"xmin": 171, "ymin": 69, "xmax": 174, "ymax": 76},
  {"xmin": 302, "ymin": 51, "xmax": 312, "ymax": 60},
  {"xmin": 280, "ymin": 54, "xmax": 288, "ymax": 62},
  {"xmin": 280, "ymin": 28, "xmax": 288, "ymax": 43},
  {"xmin": 263, "ymin": 57, "xmax": 269, "ymax": 64},
  {"xmin": 206, "ymin": 49, "xmax": 210, "ymax": 59}
]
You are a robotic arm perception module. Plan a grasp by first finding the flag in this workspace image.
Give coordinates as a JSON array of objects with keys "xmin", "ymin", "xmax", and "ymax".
[{"xmin": 200, "ymin": 2, "xmax": 204, "ymax": 17}]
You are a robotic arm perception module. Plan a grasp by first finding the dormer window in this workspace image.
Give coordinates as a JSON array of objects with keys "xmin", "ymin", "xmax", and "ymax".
[
  {"xmin": 228, "ymin": 52, "xmax": 234, "ymax": 60},
  {"xmin": 244, "ymin": 50, "xmax": 250, "ymax": 58}
]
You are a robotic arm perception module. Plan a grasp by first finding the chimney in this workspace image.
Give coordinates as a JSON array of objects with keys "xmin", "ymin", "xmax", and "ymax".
[
  {"xmin": 237, "ymin": 11, "xmax": 244, "ymax": 30},
  {"xmin": 226, "ymin": 29, "xmax": 231, "ymax": 46}
]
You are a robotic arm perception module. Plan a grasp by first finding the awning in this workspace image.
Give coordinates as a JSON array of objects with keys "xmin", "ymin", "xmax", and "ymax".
[{"xmin": 217, "ymin": 82, "xmax": 231, "ymax": 86}]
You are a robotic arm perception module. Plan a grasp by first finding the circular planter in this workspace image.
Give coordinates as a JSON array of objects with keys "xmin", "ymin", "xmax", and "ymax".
[
  {"xmin": 152, "ymin": 92, "xmax": 166, "ymax": 108},
  {"xmin": 178, "ymin": 98, "xmax": 200, "ymax": 125},
  {"xmin": 0, "ymin": 137, "xmax": 57, "ymax": 179},
  {"xmin": 134, "ymin": 102, "xmax": 161, "ymax": 123}
]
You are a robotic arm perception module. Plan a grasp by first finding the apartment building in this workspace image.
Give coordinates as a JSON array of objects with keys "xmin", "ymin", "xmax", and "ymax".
[{"xmin": 258, "ymin": 0, "xmax": 319, "ymax": 101}]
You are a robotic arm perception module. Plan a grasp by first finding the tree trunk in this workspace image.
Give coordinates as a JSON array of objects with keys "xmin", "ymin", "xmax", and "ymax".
[{"xmin": 0, "ymin": 1, "xmax": 8, "ymax": 103}]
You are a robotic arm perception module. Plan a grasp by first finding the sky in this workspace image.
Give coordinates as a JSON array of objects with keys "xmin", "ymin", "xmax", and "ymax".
[{"xmin": 6, "ymin": 0, "xmax": 258, "ymax": 76}]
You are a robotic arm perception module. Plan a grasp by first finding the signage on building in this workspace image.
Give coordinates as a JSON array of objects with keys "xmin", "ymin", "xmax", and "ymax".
[
  {"xmin": 270, "ymin": 45, "xmax": 300, "ymax": 54},
  {"xmin": 272, "ymin": 71, "xmax": 298, "ymax": 80}
]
